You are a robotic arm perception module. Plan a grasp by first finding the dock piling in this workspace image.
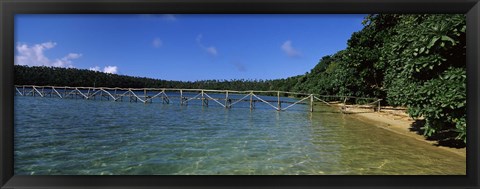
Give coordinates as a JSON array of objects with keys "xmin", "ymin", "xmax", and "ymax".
[
  {"xmin": 277, "ymin": 91, "xmax": 281, "ymax": 111},
  {"xmin": 180, "ymin": 90, "xmax": 184, "ymax": 106},
  {"xmin": 310, "ymin": 95, "xmax": 314, "ymax": 112},
  {"xmin": 225, "ymin": 91, "xmax": 229, "ymax": 108},
  {"xmin": 250, "ymin": 92, "xmax": 254, "ymax": 110}
]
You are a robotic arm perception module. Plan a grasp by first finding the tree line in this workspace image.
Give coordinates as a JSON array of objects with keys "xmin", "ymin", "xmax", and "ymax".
[
  {"xmin": 15, "ymin": 14, "xmax": 466, "ymax": 144},
  {"xmin": 14, "ymin": 65, "xmax": 277, "ymax": 91}
]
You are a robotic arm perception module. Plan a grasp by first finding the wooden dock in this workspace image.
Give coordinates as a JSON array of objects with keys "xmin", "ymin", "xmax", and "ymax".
[{"xmin": 14, "ymin": 85, "xmax": 382, "ymax": 112}]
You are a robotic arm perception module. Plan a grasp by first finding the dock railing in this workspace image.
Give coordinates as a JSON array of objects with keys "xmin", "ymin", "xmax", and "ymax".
[{"xmin": 14, "ymin": 85, "xmax": 382, "ymax": 113}]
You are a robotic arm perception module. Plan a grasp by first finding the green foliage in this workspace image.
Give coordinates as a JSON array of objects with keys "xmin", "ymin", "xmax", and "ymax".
[
  {"xmin": 14, "ymin": 65, "xmax": 274, "ymax": 91},
  {"xmin": 406, "ymin": 68, "xmax": 466, "ymax": 142},
  {"xmin": 380, "ymin": 14, "xmax": 466, "ymax": 143},
  {"xmin": 280, "ymin": 14, "xmax": 466, "ymax": 144}
]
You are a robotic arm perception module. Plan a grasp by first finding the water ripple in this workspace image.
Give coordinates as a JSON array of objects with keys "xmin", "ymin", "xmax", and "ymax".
[{"xmin": 14, "ymin": 96, "xmax": 465, "ymax": 175}]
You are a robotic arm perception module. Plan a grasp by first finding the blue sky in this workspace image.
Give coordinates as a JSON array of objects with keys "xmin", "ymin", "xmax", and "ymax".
[{"xmin": 15, "ymin": 14, "xmax": 365, "ymax": 81}]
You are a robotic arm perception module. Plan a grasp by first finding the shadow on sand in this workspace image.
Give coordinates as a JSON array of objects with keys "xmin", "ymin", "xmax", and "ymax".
[{"xmin": 409, "ymin": 120, "xmax": 466, "ymax": 149}]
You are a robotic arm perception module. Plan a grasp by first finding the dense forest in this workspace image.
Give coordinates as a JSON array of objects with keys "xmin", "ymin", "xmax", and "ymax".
[
  {"xmin": 15, "ymin": 14, "xmax": 466, "ymax": 144},
  {"xmin": 14, "ymin": 65, "xmax": 274, "ymax": 91}
]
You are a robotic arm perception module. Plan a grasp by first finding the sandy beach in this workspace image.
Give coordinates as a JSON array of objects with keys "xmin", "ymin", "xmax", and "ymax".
[{"xmin": 335, "ymin": 104, "xmax": 466, "ymax": 158}]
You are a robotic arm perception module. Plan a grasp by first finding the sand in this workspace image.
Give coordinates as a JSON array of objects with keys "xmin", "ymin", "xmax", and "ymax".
[{"xmin": 336, "ymin": 105, "xmax": 466, "ymax": 158}]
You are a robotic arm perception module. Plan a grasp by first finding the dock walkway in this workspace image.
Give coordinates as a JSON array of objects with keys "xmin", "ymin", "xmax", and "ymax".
[{"xmin": 14, "ymin": 85, "xmax": 382, "ymax": 112}]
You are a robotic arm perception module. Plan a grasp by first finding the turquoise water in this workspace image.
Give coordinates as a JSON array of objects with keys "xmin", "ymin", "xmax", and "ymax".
[{"xmin": 14, "ymin": 95, "xmax": 465, "ymax": 175}]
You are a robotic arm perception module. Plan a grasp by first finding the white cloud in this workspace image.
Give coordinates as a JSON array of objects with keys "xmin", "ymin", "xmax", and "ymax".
[
  {"xmin": 89, "ymin": 66, "xmax": 101, "ymax": 72},
  {"xmin": 162, "ymin": 14, "xmax": 176, "ymax": 21},
  {"xmin": 16, "ymin": 42, "xmax": 118, "ymax": 74},
  {"xmin": 103, "ymin": 66, "xmax": 118, "ymax": 74},
  {"xmin": 89, "ymin": 66, "xmax": 118, "ymax": 74},
  {"xmin": 65, "ymin": 53, "xmax": 82, "ymax": 59},
  {"xmin": 196, "ymin": 34, "xmax": 218, "ymax": 56},
  {"xmin": 205, "ymin": 47, "xmax": 218, "ymax": 56},
  {"xmin": 152, "ymin": 38, "xmax": 162, "ymax": 48},
  {"xmin": 15, "ymin": 42, "xmax": 82, "ymax": 68},
  {"xmin": 281, "ymin": 40, "xmax": 301, "ymax": 57}
]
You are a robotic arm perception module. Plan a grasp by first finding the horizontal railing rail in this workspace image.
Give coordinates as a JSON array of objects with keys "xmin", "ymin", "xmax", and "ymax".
[{"xmin": 14, "ymin": 85, "xmax": 382, "ymax": 112}]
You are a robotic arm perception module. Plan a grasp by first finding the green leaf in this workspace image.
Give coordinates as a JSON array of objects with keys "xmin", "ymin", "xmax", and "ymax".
[
  {"xmin": 419, "ymin": 47, "xmax": 425, "ymax": 54},
  {"xmin": 427, "ymin": 36, "xmax": 440, "ymax": 48},
  {"xmin": 441, "ymin": 35, "xmax": 456, "ymax": 45}
]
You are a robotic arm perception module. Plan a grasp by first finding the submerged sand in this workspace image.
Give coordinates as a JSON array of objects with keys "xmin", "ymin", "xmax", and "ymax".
[{"xmin": 331, "ymin": 104, "xmax": 466, "ymax": 158}]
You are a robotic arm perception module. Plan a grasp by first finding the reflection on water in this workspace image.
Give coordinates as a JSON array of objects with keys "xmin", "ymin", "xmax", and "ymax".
[{"xmin": 14, "ymin": 96, "xmax": 465, "ymax": 175}]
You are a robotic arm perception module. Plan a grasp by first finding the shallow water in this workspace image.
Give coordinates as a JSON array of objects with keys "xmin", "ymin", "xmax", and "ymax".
[{"xmin": 14, "ymin": 95, "xmax": 465, "ymax": 175}]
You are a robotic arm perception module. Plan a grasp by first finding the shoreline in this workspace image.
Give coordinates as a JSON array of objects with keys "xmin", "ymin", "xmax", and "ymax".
[{"xmin": 330, "ymin": 104, "xmax": 466, "ymax": 158}]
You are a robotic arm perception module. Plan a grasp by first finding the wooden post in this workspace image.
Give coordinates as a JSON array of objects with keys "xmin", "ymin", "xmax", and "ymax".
[
  {"xmin": 342, "ymin": 97, "xmax": 348, "ymax": 113},
  {"xmin": 180, "ymin": 90, "xmax": 183, "ymax": 106},
  {"xmin": 201, "ymin": 90, "xmax": 205, "ymax": 107},
  {"xmin": 377, "ymin": 99, "xmax": 381, "ymax": 112},
  {"xmin": 129, "ymin": 90, "xmax": 132, "ymax": 102},
  {"xmin": 277, "ymin": 91, "xmax": 281, "ymax": 111},
  {"xmin": 144, "ymin": 89, "xmax": 147, "ymax": 103},
  {"xmin": 250, "ymin": 92, "xmax": 254, "ymax": 110},
  {"xmin": 225, "ymin": 91, "xmax": 229, "ymax": 108},
  {"xmin": 310, "ymin": 94, "xmax": 314, "ymax": 112},
  {"xmin": 162, "ymin": 89, "xmax": 168, "ymax": 104}
]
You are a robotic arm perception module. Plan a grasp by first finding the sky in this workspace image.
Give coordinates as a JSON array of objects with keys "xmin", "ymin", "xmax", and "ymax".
[{"xmin": 15, "ymin": 14, "xmax": 366, "ymax": 81}]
